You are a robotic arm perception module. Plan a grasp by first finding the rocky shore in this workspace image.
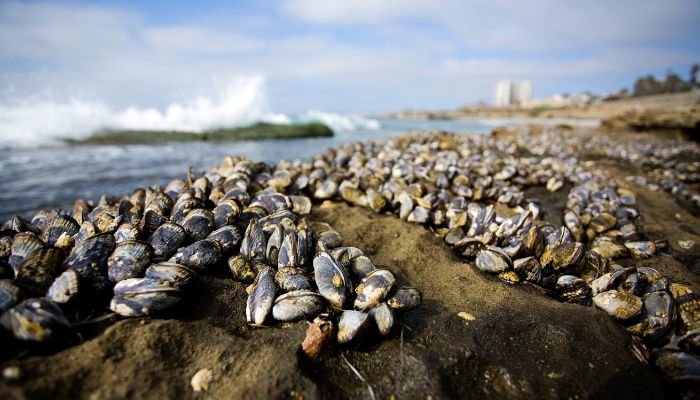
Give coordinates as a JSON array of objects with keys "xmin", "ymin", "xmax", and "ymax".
[{"xmin": 1, "ymin": 123, "xmax": 699, "ymax": 400}]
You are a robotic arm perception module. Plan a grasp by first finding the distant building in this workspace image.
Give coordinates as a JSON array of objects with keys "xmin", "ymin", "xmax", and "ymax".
[
  {"xmin": 493, "ymin": 80, "xmax": 532, "ymax": 106},
  {"xmin": 493, "ymin": 80, "xmax": 512, "ymax": 107}
]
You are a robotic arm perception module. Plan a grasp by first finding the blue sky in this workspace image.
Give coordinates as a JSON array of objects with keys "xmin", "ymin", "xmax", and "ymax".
[{"xmin": 1, "ymin": 0, "xmax": 699, "ymax": 114}]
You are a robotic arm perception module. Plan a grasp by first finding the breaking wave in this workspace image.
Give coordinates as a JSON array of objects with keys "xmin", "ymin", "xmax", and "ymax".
[{"xmin": 0, "ymin": 76, "xmax": 381, "ymax": 147}]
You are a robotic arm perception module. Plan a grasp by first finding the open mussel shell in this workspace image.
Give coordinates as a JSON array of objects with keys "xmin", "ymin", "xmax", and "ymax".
[
  {"xmin": 337, "ymin": 310, "xmax": 370, "ymax": 345},
  {"xmin": 207, "ymin": 225, "xmax": 242, "ymax": 254},
  {"xmin": 169, "ymin": 239, "xmax": 222, "ymax": 272},
  {"xmin": 475, "ymin": 246, "xmax": 512, "ymax": 273},
  {"xmin": 46, "ymin": 269, "xmax": 81, "ymax": 304},
  {"xmin": 0, "ymin": 298, "xmax": 72, "ymax": 342},
  {"xmin": 181, "ymin": 208, "xmax": 215, "ymax": 241},
  {"xmin": 593, "ymin": 289, "xmax": 643, "ymax": 320},
  {"xmin": 246, "ymin": 266, "xmax": 277, "ymax": 326},
  {"xmin": 107, "ymin": 240, "xmax": 154, "ymax": 282},
  {"xmin": 386, "ymin": 287, "xmax": 422, "ymax": 310},
  {"xmin": 272, "ymin": 290, "xmax": 325, "ymax": 322},
  {"xmin": 370, "ymin": 303, "xmax": 395, "ymax": 336},
  {"xmin": 9, "ymin": 232, "xmax": 45, "ymax": 274},
  {"xmin": 110, "ymin": 278, "xmax": 182, "ymax": 317},
  {"xmin": 354, "ymin": 269, "xmax": 396, "ymax": 311},
  {"xmin": 63, "ymin": 233, "xmax": 115, "ymax": 291},
  {"xmin": 15, "ymin": 248, "xmax": 64, "ymax": 296},
  {"xmin": 40, "ymin": 215, "xmax": 79, "ymax": 249},
  {"xmin": 144, "ymin": 262, "xmax": 195, "ymax": 289},
  {"xmin": 313, "ymin": 251, "xmax": 352, "ymax": 309},
  {"xmin": 0, "ymin": 279, "xmax": 22, "ymax": 313}
]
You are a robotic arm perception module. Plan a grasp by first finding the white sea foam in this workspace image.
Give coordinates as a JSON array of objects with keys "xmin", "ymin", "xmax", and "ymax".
[{"xmin": 0, "ymin": 76, "xmax": 380, "ymax": 147}]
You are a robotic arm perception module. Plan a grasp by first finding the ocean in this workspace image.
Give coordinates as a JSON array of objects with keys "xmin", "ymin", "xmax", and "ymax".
[{"xmin": 0, "ymin": 117, "xmax": 500, "ymax": 221}]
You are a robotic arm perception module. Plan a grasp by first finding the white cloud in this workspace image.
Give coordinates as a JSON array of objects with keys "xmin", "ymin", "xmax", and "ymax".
[{"xmin": 0, "ymin": 0, "xmax": 697, "ymax": 115}]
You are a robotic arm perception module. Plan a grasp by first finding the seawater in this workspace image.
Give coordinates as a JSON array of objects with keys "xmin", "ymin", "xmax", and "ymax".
[{"xmin": 0, "ymin": 118, "xmax": 496, "ymax": 221}]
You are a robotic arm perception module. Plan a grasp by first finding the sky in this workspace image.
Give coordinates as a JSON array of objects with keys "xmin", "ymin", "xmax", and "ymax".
[{"xmin": 0, "ymin": 0, "xmax": 699, "ymax": 115}]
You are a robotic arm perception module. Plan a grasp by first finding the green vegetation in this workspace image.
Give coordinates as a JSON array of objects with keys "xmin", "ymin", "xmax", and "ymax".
[
  {"xmin": 66, "ymin": 122, "xmax": 334, "ymax": 145},
  {"xmin": 528, "ymin": 106, "xmax": 549, "ymax": 117}
]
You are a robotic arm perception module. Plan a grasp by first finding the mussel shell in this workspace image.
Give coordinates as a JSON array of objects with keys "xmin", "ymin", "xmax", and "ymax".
[
  {"xmin": 75, "ymin": 221, "xmax": 97, "ymax": 247},
  {"xmin": 148, "ymin": 222, "xmax": 186, "ymax": 261},
  {"xmin": 46, "ymin": 269, "xmax": 81, "ymax": 304},
  {"xmin": 555, "ymin": 275, "xmax": 591, "ymax": 305},
  {"xmin": 139, "ymin": 209, "xmax": 167, "ymax": 237},
  {"xmin": 207, "ymin": 225, "xmax": 242, "ymax": 254},
  {"xmin": 290, "ymin": 195, "xmax": 312, "ymax": 215},
  {"xmin": 513, "ymin": 257, "xmax": 542, "ymax": 284},
  {"xmin": 110, "ymin": 278, "xmax": 182, "ymax": 317},
  {"xmin": 386, "ymin": 287, "xmax": 422, "ymax": 310},
  {"xmin": 213, "ymin": 199, "xmax": 241, "ymax": 229},
  {"xmin": 169, "ymin": 239, "xmax": 222, "ymax": 271},
  {"xmin": 114, "ymin": 223, "xmax": 140, "ymax": 243},
  {"xmin": 349, "ymin": 255, "xmax": 376, "ymax": 282},
  {"xmin": 272, "ymin": 290, "xmax": 325, "ymax": 322},
  {"xmin": 337, "ymin": 310, "xmax": 370, "ymax": 345},
  {"xmin": 9, "ymin": 232, "xmax": 45, "ymax": 274},
  {"xmin": 63, "ymin": 233, "xmax": 115, "ymax": 290},
  {"xmin": 0, "ymin": 279, "xmax": 21, "ymax": 313},
  {"xmin": 15, "ymin": 248, "xmax": 64, "ymax": 296},
  {"xmin": 0, "ymin": 298, "xmax": 71, "ymax": 342},
  {"xmin": 317, "ymin": 230, "xmax": 343, "ymax": 249},
  {"xmin": 246, "ymin": 266, "xmax": 277, "ymax": 326},
  {"xmin": 313, "ymin": 252, "xmax": 352, "ymax": 309},
  {"xmin": 593, "ymin": 289, "xmax": 643, "ymax": 320},
  {"xmin": 590, "ymin": 236, "xmax": 628, "ymax": 259},
  {"xmin": 181, "ymin": 209, "xmax": 215, "ymax": 241},
  {"xmin": 277, "ymin": 230, "xmax": 299, "ymax": 269},
  {"xmin": 144, "ymin": 262, "xmax": 195, "ymax": 289},
  {"xmin": 228, "ymin": 254, "xmax": 256, "ymax": 283},
  {"xmin": 107, "ymin": 240, "xmax": 153, "ymax": 282},
  {"xmin": 370, "ymin": 302, "xmax": 394, "ymax": 336},
  {"xmin": 641, "ymin": 290, "xmax": 676, "ymax": 344},
  {"xmin": 275, "ymin": 267, "xmax": 312, "ymax": 292},
  {"xmin": 240, "ymin": 219, "xmax": 266, "ymax": 261},
  {"xmin": 41, "ymin": 215, "xmax": 80, "ymax": 249},
  {"xmin": 354, "ymin": 269, "xmax": 396, "ymax": 311},
  {"xmin": 475, "ymin": 246, "xmax": 512, "ymax": 274},
  {"xmin": 651, "ymin": 349, "xmax": 700, "ymax": 383},
  {"xmin": 539, "ymin": 242, "xmax": 584, "ymax": 275}
]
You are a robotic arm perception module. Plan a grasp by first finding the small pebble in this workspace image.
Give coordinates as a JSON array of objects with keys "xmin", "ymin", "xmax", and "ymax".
[
  {"xmin": 458, "ymin": 311, "xmax": 476, "ymax": 321},
  {"xmin": 2, "ymin": 365, "xmax": 21, "ymax": 381},
  {"xmin": 678, "ymin": 240, "xmax": 695, "ymax": 250},
  {"xmin": 191, "ymin": 368, "xmax": 213, "ymax": 392}
]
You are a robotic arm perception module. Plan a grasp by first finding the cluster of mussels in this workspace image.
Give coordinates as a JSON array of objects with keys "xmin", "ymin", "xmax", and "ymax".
[
  {"xmin": 256, "ymin": 131, "xmax": 698, "ymax": 383},
  {"xmin": 0, "ymin": 129, "xmax": 699, "ymax": 384},
  {"xmin": 0, "ymin": 159, "xmax": 421, "ymax": 358}
]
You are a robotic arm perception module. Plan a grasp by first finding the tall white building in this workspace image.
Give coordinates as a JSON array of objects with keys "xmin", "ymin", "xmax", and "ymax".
[
  {"xmin": 493, "ymin": 80, "xmax": 532, "ymax": 106},
  {"xmin": 493, "ymin": 80, "xmax": 512, "ymax": 107}
]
